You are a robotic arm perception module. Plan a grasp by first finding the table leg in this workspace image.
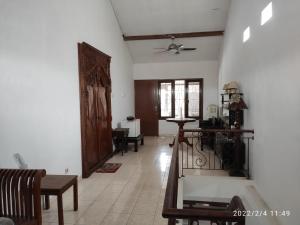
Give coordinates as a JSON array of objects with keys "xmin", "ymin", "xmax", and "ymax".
[
  {"xmin": 57, "ymin": 194, "xmax": 64, "ymax": 225},
  {"xmin": 73, "ymin": 181, "xmax": 78, "ymax": 211},
  {"xmin": 134, "ymin": 140, "xmax": 138, "ymax": 152},
  {"xmin": 141, "ymin": 135, "xmax": 144, "ymax": 145},
  {"xmin": 124, "ymin": 136, "xmax": 128, "ymax": 153},
  {"xmin": 169, "ymin": 137, "xmax": 175, "ymax": 147},
  {"xmin": 45, "ymin": 195, "xmax": 50, "ymax": 210},
  {"xmin": 169, "ymin": 136, "xmax": 192, "ymax": 148}
]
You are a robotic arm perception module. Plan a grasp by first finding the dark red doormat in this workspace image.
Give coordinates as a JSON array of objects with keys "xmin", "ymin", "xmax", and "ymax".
[{"xmin": 96, "ymin": 163, "xmax": 122, "ymax": 173}]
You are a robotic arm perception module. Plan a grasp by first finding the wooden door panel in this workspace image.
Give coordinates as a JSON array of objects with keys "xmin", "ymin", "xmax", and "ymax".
[
  {"xmin": 78, "ymin": 42, "xmax": 113, "ymax": 178},
  {"xmin": 85, "ymin": 123, "xmax": 99, "ymax": 166},
  {"xmin": 135, "ymin": 80, "xmax": 159, "ymax": 136}
]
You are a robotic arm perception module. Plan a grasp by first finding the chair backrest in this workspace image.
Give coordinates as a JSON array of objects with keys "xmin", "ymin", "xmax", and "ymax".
[
  {"xmin": 0, "ymin": 169, "xmax": 46, "ymax": 225},
  {"xmin": 228, "ymin": 195, "xmax": 246, "ymax": 211}
]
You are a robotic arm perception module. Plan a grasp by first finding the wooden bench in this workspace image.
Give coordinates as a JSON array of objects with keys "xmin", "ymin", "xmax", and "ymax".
[{"xmin": 0, "ymin": 169, "xmax": 46, "ymax": 225}]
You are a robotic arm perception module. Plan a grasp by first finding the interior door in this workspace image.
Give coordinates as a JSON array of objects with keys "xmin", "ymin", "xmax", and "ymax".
[
  {"xmin": 78, "ymin": 42, "xmax": 113, "ymax": 178},
  {"xmin": 134, "ymin": 80, "xmax": 159, "ymax": 136}
]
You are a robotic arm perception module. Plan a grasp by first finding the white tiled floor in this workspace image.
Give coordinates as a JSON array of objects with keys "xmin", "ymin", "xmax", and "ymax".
[{"xmin": 42, "ymin": 136, "xmax": 173, "ymax": 225}]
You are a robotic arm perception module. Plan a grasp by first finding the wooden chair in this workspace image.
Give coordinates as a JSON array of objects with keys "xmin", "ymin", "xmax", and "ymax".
[
  {"xmin": 0, "ymin": 169, "xmax": 46, "ymax": 225},
  {"xmin": 184, "ymin": 196, "xmax": 246, "ymax": 225}
]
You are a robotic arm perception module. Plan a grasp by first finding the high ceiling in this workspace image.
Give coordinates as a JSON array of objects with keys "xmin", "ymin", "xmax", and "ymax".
[{"xmin": 110, "ymin": 0, "xmax": 231, "ymax": 63}]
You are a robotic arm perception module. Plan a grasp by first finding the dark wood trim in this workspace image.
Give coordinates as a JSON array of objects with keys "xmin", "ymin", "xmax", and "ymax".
[
  {"xmin": 77, "ymin": 43, "xmax": 87, "ymax": 178},
  {"xmin": 183, "ymin": 128, "xmax": 255, "ymax": 134},
  {"xmin": 171, "ymin": 81, "xmax": 175, "ymax": 119},
  {"xmin": 81, "ymin": 42, "xmax": 111, "ymax": 59},
  {"xmin": 200, "ymin": 79, "xmax": 203, "ymax": 121},
  {"xmin": 184, "ymin": 200, "xmax": 230, "ymax": 208},
  {"xmin": 123, "ymin": 31, "xmax": 224, "ymax": 41}
]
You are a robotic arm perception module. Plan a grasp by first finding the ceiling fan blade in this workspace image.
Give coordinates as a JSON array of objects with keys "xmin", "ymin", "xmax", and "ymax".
[
  {"xmin": 154, "ymin": 48, "xmax": 167, "ymax": 50},
  {"xmin": 181, "ymin": 48, "xmax": 197, "ymax": 51},
  {"xmin": 154, "ymin": 50, "xmax": 169, "ymax": 54}
]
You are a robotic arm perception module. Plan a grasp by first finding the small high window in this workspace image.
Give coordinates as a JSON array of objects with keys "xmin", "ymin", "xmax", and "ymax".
[
  {"xmin": 243, "ymin": 27, "xmax": 251, "ymax": 43},
  {"xmin": 261, "ymin": 2, "xmax": 273, "ymax": 26}
]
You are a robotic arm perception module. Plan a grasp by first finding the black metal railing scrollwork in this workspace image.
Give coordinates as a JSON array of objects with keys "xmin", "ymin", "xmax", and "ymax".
[{"xmin": 162, "ymin": 130, "xmax": 254, "ymax": 225}]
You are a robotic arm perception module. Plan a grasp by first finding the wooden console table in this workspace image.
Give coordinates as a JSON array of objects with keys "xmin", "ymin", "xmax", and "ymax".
[{"xmin": 41, "ymin": 175, "xmax": 78, "ymax": 225}]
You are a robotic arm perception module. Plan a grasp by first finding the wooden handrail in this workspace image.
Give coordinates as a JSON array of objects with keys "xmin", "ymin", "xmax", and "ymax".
[
  {"xmin": 162, "ymin": 134, "xmax": 246, "ymax": 224},
  {"xmin": 183, "ymin": 128, "xmax": 254, "ymax": 134},
  {"xmin": 163, "ymin": 136, "xmax": 179, "ymax": 214}
]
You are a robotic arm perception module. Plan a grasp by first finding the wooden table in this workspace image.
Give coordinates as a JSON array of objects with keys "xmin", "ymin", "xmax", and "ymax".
[
  {"xmin": 166, "ymin": 118, "xmax": 196, "ymax": 147},
  {"xmin": 41, "ymin": 175, "xmax": 78, "ymax": 225}
]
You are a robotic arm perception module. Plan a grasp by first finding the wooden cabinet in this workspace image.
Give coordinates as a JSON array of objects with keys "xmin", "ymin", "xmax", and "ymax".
[{"xmin": 78, "ymin": 42, "xmax": 113, "ymax": 178}]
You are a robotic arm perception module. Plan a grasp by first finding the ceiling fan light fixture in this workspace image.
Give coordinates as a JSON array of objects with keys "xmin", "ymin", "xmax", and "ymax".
[
  {"xmin": 154, "ymin": 37, "xmax": 197, "ymax": 55},
  {"xmin": 168, "ymin": 43, "xmax": 178, "ymax": 50}
]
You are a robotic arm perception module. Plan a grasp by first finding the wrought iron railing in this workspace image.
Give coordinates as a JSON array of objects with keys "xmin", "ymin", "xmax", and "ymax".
[
  {"xmin": 180, "ymin": 129, "xmax": 254, "ymax": 178},
  {"xmin": 162, "ymin": 129, "xmax": 255, "ymax": 225}
]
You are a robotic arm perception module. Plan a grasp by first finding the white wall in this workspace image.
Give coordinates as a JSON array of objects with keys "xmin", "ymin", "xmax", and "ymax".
[
  {"xmin": 133, "ymin": 61, "xmax": 219, "ymax": 135},
  {"xmin": 219, "ymin": 1, "xmax": 300, "ymax": 224},
  {"xmin": 0, "ymin": 0, "xmax": 134, "ymax": 175}
]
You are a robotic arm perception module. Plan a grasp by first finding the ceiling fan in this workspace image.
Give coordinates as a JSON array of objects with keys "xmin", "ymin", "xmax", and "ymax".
[{"xmin": 154, "ymin": 36, "xmax": 197, "ymax": 54}]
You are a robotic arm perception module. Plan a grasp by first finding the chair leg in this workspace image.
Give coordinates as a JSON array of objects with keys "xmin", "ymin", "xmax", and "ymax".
[
  {"xmin": 141, "ymin": 135, "xmax": 144, "ymax": 145},
  {"xmin": 134, "ymin": 140, "xmax": 138, "ymax": 152},
  {"xmin": 44, "ymin": 195, "xmax": 50, "ymax": 209}
]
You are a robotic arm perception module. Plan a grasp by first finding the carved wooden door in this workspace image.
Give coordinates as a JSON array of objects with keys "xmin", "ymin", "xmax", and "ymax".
[{"xmin": 78, "ymin": 42, "xmax": 113, "ymax": 178}]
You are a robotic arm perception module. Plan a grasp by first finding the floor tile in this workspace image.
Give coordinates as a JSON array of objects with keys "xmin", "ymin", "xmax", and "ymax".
[
  {"xmin": 100, "ymin": 213, "xmax": 130, "ymax": 225},
  {"xmin": 41, "ymin": 136, "xmax": 228, "ymax": 225},
  {"xmin": 127, "ymin": 213, "xmax": 155, "ymax": 225}
]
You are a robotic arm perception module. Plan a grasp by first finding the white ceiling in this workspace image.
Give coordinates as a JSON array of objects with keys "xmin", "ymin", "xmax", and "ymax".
[
  {"xmin": 110, "ymin": 0, "xmax": 231, "ymax": 63},
  {"xmin": 127, "ymin": 37, "xmax": 223, "ymax": 63}
]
